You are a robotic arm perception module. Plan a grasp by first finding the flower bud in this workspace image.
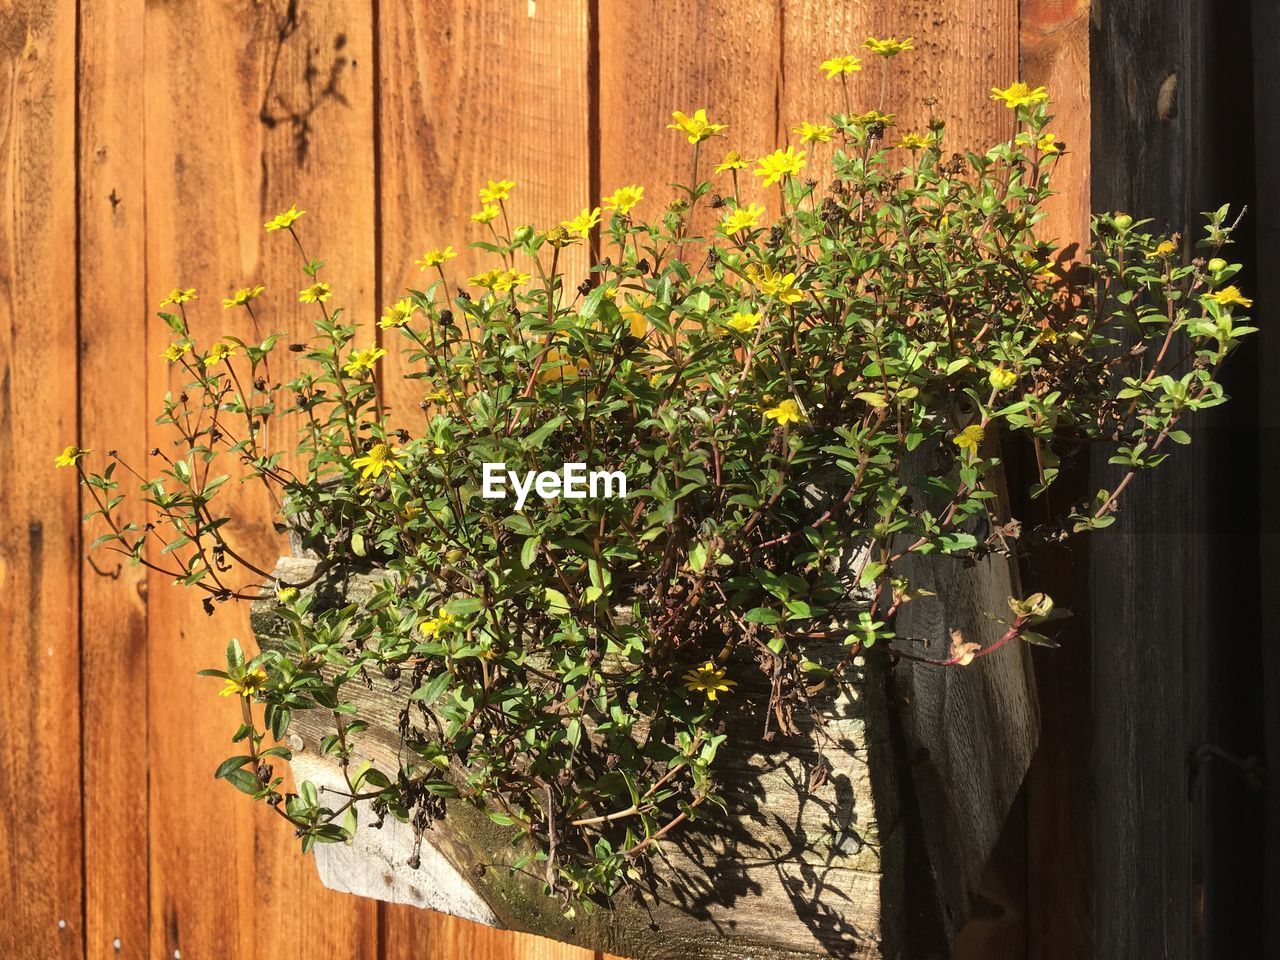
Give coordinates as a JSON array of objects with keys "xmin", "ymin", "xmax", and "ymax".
[
  {"xmin": 1113, "ymin": 213, "xmax": 1133, "ymax": 231},
  {"xmin": 1207, "ymin": 257, "xmax": 1227, "ymax": 273}
]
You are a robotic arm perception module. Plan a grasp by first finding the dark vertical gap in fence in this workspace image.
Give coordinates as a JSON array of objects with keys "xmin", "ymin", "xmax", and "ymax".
[{"xmin": 74, "ymin": 0, "xmax": 89, "ymax": 952}]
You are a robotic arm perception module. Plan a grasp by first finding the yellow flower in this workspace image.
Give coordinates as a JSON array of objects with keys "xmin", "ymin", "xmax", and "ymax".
[
  {"xmin": 1152, "ymin": 239, "xmax": 1178, "ymax": 259},
  {"xmin": 988, "ymin": 366, "xmax": 1017, "ymax": 391},
  {"xmin": 222, "ymin": 285, "xmax": 265, "ymax": 309},
  {"xmin": 161, "ymin": 341, "xmax": 192, "ymax": 363},
  {"xmin": 478, "ymin": 179, "xmax": 515, "ymax": 204},
  {"xmin": 545, "ymin": 225, "xmax": 578, "ymax": 248},
  {"xmin": 54, "ymin": 445, "xmax": 89, "ymax": 468},
  {"xmin": 864, "ymin": 36, "xmax": 915, "ymax": 57},
  {"xmin": 714, "ymin": 150, "xmax": 750, "ymax": 173},
  {"xmin": 471, "ymin": 205, "xmax": 501, "ymax": 224},
  {"xmin": 203, "ymin": 341, "xmax": 238, "ymax": 367},
  {"xmin": 896, "ymin": 132, "xmax": 929, "ymax": 151},
  {"xmin": 379, "ymin": 298, "xmax": 419, "ymax": 329},
  {"xmin": 682, "ymin": 661, "xmax": 736, "ymax": 701},
  {"xmin": 343, "ymin": 346, "xmax": 387, "ymax": 377},
  {"xmin": 470, "ymin": 267, "xmax": 529, "ymax": 292},
  {"xmin": 561, "ymin": 206, "xmax": 602, "ymax": 238},
  {"xmin": 720, "ymin": 202, "xmax": 766, "ymax": 235},
  {"xmin": 263, "ymin": 204, "xmax": 305, "ymax": 232},
  {"xmin": 416, "ymin": 246, "xmax": 457, "ymax": 269},
  {"xmin": 494, "ymin": 269, "xmax": 531, "ymax": 293},
  {"xmin": 469, "ymin": 268, "xmax": 502, "ymax": 290},
  {"xmin": 764, "ymin": 398, "xmax": 805, "ymax": 425},
  {"xmin": 160, "ymin": 287, "xmax": 198, "ymax": 306},
  {"xmin": 351, "ymin": 442, "xmax": 406, "ymax": 481},
  {"xmin": 851, "ymin": 110, "xmax": 895, "ymax": 128},
  {"xmin": 991, "ymin": 82, "xmax": 1049, "ymax": 109},
  {"xmin": 219, "ymin": 666, "xmax": 269, "ymax": 698},
  {"xmin": 725, "ymin": 310, "xmax": 762, "ymax": 334},
  {"xmin": 419, "ymin": 607, "xmax": 455, "ymax": 638},
  {"xmin": 953, "ymin": 424, "xmax": 985, "ymax": 453},
  {"xmin": 753, "ymin": 146, "xmax": 807, "ymax": 186},
  {"xmin": 603, "ymin": 184, "xmax": 644, "ymax": 215},
  {"xmin": 1036, "ymin": 132, "xmax": 1060, "ymax": 153},
  {"xmin": 667, "ymin": 108, "xmax": 727, "ymax": 144},
  {"xmin": 819, "ymin": 54, "xmax": 863, "ymax": 78},
  {"xmin": 1208, "ymin": 285, "xmax": 1253, "ymax": 308},
  {"xmin": 794, "ymin": 121, "xmax": 835, "ymax": 144},
  {"xmin": 748, "ymin": 265, "xmax": 803, "ymax": 304},
  {"xmin": 298, "ymin": 282, "xmax": 332, "ymax": 303}
]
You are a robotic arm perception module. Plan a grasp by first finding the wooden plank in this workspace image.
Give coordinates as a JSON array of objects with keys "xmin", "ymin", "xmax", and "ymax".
[
  {"xmin": 1253, "ymin": 3, "xmax": 1280, "ymax": 952},
  {"xmin": 376, "ymin": 0, "xmax": 593, "ymax": 428},
  {"xmin": 141, "ymin": 1, "xmax": 378, "ymax": 957},
  {"xmin": 375, "ymin": 2, "xmax": 594, "ymax": 958},
  {"xmin": 597, "ymin": 0, "xmax": 780, "ymax": 233},
  {"xmin": 78, "ymin": 0, "xmax": 151, "ymax": 956},
  {"xmin": 1088, "ymin": 2, "xmax": 1214, "ymax": 958},
  {"xmin": 1018, "ymin": 4, "xmax": 1093, "ymax": 959},
  {"xmin": 780, "ymin": 0, "xmax": 1018, "ymax": 156},
  {"xmin": 0, "ymin": 1, "xmax": 83, "ymax": 957}
]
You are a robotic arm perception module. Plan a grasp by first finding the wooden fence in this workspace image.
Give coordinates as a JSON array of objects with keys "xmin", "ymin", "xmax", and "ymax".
[{"xmin": 1, "ymin": 1, "xmax": 1090, "ymax": 958}]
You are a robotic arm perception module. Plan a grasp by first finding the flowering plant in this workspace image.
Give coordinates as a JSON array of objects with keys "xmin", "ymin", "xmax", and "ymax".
[{"xmin": 70, "ymin": 45, "xmax": 1252, "ymax": 909}]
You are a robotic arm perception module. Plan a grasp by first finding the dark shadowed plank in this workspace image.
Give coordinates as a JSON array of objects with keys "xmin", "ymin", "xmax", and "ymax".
[
  {"xmin": 1254, "ymin": 4, "xmax": 1280, "ymax": 953},
  {"xmin": 1089, "ymin": 1, "xmax": 1224, "ymax": 957},
  {"xmin": 0, "ymin": 1, "xmax": 83, "ymax": 957}
]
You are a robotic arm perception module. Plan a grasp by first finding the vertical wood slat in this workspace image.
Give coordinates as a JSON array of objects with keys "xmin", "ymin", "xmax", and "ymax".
[
  {"xmin": 1089, "ymin": 2, "xmax": 1207, "ymax": 959},
  {"xmin": 374, "ymin": 2, "xmax": 594, "ymax": 957},
  {"xmin": 376, "ymin": 0, "xmax": 592, "ymax": 427},
  {"xmin": 598, "ymin": 0, "xmax": 780, "ymax": 232},
  {"xmin": 1017, "ymin": 4, "xmax": 1093, "ymax": 960},
  {"xmin": 77, "ymin": 0, "xmax": 150, "ymax": 956},
  {"xmin": 141, "ymin": 1, "xmax": 377, "ymax": 958},
  {"xmin": 0, "ymin": 1, "xmax": 83, "ymax": 958},
  {"xmin": 1252, "ymin": 3, "xmax": 1280, "ymax": 953},
  {"xmin": 780, "ymin": 0, "xmax": 1019, "ymax": 155}
]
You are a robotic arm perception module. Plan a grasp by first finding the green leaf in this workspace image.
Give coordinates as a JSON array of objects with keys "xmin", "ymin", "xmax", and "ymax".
[
  {"xmin": 544, "ymin": 588, "xmax": 571, "ymax": 615},
  {"xmin": 214, "ymin": 755, "xmax": 252, "ymax": 780}
]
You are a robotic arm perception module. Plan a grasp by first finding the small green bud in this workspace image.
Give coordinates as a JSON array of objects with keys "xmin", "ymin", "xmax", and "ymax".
[
  {"xmin": 1207, "ymin": 257, "xmax": 1227, "ymax": 273},
  {"xmin": 512, "ymin": 224, "xmax": 534, "ymax": 245},
  {"xmin": 1113, "ymin": 213, "xmax": 1133, "ymax": 231}
]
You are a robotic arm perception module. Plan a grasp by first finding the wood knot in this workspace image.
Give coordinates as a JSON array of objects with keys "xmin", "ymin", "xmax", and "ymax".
[{"xmin": 1156, "ymin": 72, "xmax": 1178, "ymax": 122}]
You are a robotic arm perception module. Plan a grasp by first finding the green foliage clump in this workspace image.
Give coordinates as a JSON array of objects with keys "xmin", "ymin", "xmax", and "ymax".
[{"xmin": 72, "ymin": 67, "xmax": 1252, "ymax": 908}]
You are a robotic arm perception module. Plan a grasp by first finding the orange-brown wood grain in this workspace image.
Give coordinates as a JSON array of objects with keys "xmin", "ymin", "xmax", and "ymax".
[
  {"xmin": 375, "ymin": 3, "xmax": 594, "ymax": 957},
  {"xmin": 1018, "ymin": 7, "xmax": 1093, "ymax": 960},
  {"xmin": 3, "ymin": 2, "xmax": 1097, "ymax": 957},
  {"xmin": 140, "ymin": 1, "xmax": 377, "ymax": 957},
  {"xmin": 781, "ymin": 0, "xmax": 1018, "ymax": 174},
  {"xmin": 0, "ymin": 2, "xmax": 83, "ymax": 958},
  {"xmin": 376, "ymin": 0, "xmax": 592, "ymax": 428},
  {"xmin": 77, "ymin": 0, "xmax": 149, "ymax": 956},
  {"xmin": 598, "ymin": 0, "xmax": 781, "ymax": 233}
]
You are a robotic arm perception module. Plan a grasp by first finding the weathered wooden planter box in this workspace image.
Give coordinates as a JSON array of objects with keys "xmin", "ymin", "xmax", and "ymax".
[{"xmin": 251, "ymin": 541, "xmax": 1036, "ymax": 960}]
